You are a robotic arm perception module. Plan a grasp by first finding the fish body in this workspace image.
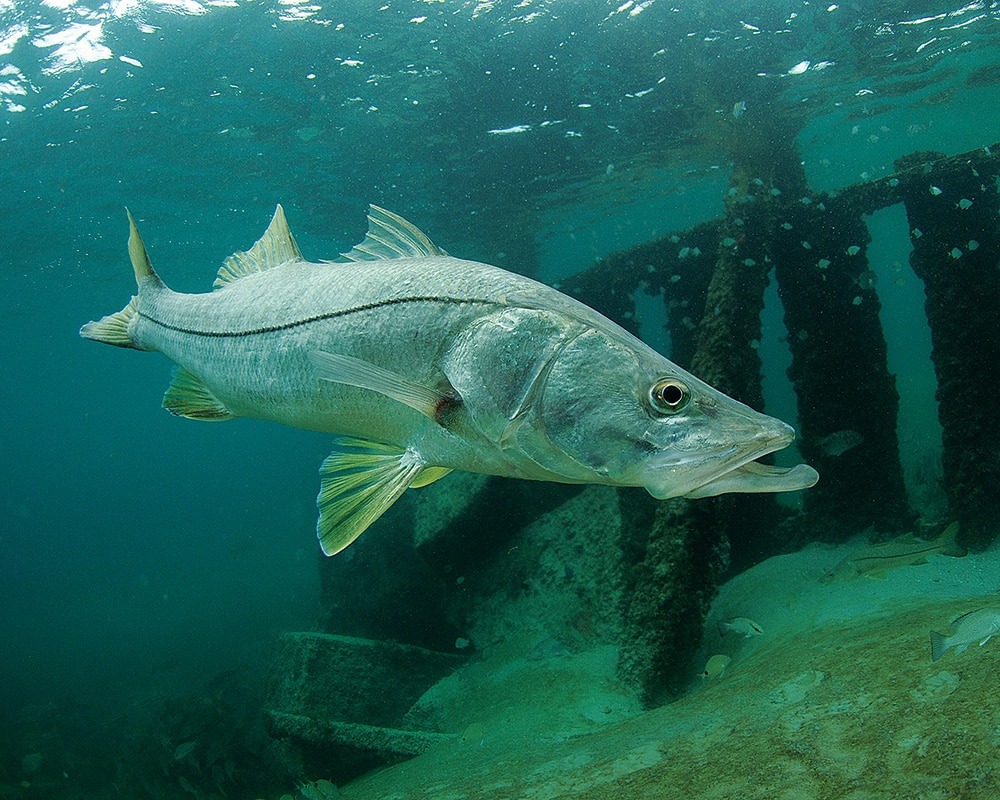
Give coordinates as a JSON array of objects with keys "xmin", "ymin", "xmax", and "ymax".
[
  {"xmin": 820, "ymin": 522, "xmax": 965, "ymax": 583},
  {"xmin": 702, "ymin": 654, "xmax": 731, "ymax": 680},
  {"xmin": 81, "ymin": 205, "xmax": 817, "ymax": 555},
  {"xmin": 930, "ymin": 607, "xmax": 1000, "ymax": 661},
  {"xmin": 814, "ymin": 429, "xmax": 863, "ymax": 456},
  {"xmin": 717, "ymin": 617, "xmax": 764, "ymax": 638}
]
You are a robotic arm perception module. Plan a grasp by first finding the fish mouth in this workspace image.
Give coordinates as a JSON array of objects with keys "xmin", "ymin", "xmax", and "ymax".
[{"xmin": 640, "ymin": 423, "xmax": 819, "ymax": 500}]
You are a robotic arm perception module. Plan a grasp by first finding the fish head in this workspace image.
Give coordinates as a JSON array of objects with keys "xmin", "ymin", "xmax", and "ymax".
[
  {"xmin": 818, "ymin": 561, "xmax": 854, "ymax": 584},
  {"xmin": 513, "ymin": 326, "xmax": 818, "ymax": 499}
]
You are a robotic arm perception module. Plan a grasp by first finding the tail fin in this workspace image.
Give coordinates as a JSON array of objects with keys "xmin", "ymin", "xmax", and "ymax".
[
  {"xmin": 80, "ymin": 210, "xmax": 163, "ymax": 349},
  {"xmin": 935, "ymin": 521, "xmax": 966, "ymax": 558},
  {"xmin": 929, "ymin": 630, "xmax": 949, "ymax": 662}
]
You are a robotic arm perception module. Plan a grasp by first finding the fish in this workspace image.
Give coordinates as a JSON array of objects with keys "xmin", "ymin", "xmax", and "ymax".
[
  {"xmin": 701, "ymin": 654, "xmax": 731, "ymax": 680},
  {"xmin": 717, "ymin": 617, "xmax": 763, "ymax": 638},
  {"xmin": 930, "ymin": 606, "xmax": 1000, "ymax": 661},
  {"xmin": 819, "ymin": 522, "xmax": 965, "ymax": 583},
  {"xmin": 81, "ymin": 205, "xmax": 819, "ymax": 555},
  {"xmin": 814, "ymin": 429, "xmax": 864, "ymax": 457},
  {"xmin": 173, "ymin": 740, "xmax": 197, "ymax": 760}
]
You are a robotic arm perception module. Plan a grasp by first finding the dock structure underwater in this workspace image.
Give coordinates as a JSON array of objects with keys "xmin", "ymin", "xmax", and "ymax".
[
  {"xmin": 553, "ymin": 139, "xmax": 1000, "ymax": 703},
  {"xmin": 564, "ymin": 139, "xmax": 1000, "ymax": 553}
]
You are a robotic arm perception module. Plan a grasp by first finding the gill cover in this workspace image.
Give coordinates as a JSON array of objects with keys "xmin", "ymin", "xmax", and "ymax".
[{"xmin": 508, "ymin": 327, "xmax": 665, "ymax": 484}]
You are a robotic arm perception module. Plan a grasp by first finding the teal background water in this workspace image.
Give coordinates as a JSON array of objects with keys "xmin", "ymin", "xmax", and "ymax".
[{"xmin": 2, "ymin": 0, "xmax": 998, "ymax": 724}]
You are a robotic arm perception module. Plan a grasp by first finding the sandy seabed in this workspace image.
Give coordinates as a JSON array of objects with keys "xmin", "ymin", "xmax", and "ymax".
[{"xmin": 336, "ymin": 534, "xmax": 1000, "ymax": 800}]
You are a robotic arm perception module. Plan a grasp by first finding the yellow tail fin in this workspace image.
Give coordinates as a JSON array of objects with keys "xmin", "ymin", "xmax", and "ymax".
[{"xmin": 79, "ymin": 210, "xmax": 163, "ymax": 349}]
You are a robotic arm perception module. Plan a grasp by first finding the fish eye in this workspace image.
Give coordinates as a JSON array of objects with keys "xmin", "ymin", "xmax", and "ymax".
[{"xmin": 649, "ymin": 379, "xmax": 688, "ymax": 414}]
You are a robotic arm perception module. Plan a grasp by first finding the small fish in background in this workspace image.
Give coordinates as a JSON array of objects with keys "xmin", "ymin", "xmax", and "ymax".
[
  {"xmin": 930, "ymin": 607, "xmax": 1000, "ymax": 661},
  {"xmin": 717, "ymin": 617, "xmax": 764, "ymax": 638},
  {"xmin": 814, "ymin": 429, "xmax": 864, "ymax": 457},
  {"xmin": 173, "ymin": 740, "xmax": 197, "ymax": 761},
  {"xmin": 732, "ymin": 100, "xmax": 747, "ymax": 118},
  {"xmin": 820, "ymin": 522, "xmax": 965, "ymax": 583},
  {"xmin": 702, "ymin": 654, "xmax": 732, "ymax": 680},
  {"xmin": 460, "ymin": 722, "xmax": 486, "ymax": 745}
]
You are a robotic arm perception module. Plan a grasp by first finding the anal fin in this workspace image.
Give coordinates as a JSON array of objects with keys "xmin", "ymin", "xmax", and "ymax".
[
  {"xmin": 410, "ymin": 466, "xmax": 452, "ymax": 488},
  {"xmin": 162, "ymin": 367, "xmax": 237, "ymax": 421},
  {"xmin": 317, "ymin": 436, "xmax": 431, "ymax": 556}
]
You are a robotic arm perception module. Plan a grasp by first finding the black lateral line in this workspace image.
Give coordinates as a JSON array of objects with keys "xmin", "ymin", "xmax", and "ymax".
[{"xmin": 140, "ymin": 295, "xmax": 497, "ymax": 338}]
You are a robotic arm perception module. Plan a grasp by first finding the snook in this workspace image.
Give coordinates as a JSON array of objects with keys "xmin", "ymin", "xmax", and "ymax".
[{"xmin": 81, "ymin": 205, "xmax": 818, "ymax": 555}]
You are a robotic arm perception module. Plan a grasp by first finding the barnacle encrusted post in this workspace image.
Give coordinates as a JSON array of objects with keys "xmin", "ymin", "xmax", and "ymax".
[
  {"xmin": 771, "ymin": 195, "xmax": 914, "ymax": 540},
  {"xmin": 895, "ymin": 150, "xmax": 1000, "ymax": 551},
  {"xmin": 616, "ymin": 113, "xmax": 804, "ymax": 702}
]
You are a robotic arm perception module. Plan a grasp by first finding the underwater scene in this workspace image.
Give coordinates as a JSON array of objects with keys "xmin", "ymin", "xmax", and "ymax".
[{"xmin": 3, "ymin": 0, "xmax": 1000, "ymax": 797}]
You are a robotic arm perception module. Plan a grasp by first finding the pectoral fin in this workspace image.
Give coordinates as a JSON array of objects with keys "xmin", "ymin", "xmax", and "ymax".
[
  {"xmin": 317, "ymin": 436, "xmax": 434, "ymax": 555},
  {"xmin": 309, "ymin": 350, "xmax": 460, "ymax": 423}
]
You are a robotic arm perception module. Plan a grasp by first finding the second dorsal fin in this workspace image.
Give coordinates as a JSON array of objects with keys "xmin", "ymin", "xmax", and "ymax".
[
  {"xmin": 214, "ymin": 204, "xmax": 302, "ymax": 288},
  {"xmin": 334, "ymin": 205, "xmax": 448, "ymax": 262}
]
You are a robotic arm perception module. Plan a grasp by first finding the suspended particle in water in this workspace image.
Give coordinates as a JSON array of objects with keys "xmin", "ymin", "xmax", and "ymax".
[
  {"xmin": 744, "ymin": 258, "xmax": 757, "ymax": 267},
  {"xmin": 889, "ymin": 178, "xmax": 900, "ymax": 187},
  {"xmin": 782, "ymin": 222, "xmax": 793, "ymax": 230}
]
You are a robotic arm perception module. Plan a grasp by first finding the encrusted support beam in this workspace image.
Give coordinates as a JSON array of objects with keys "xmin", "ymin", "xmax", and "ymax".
[
  {"xmin": 772, "ymin": 201, "xmax": 914, "ymax": 538},
  {"xmin": 895, "ymin": 150, "xmax": 1000, "ymax": 551}
]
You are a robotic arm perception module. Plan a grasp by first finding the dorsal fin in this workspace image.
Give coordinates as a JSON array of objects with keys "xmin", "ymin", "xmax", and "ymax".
[
  {"xmin": 126, "ymin": 208, "xmax": 162, "ymax": 286},
  {"xmin": 334, "ymin": 205, "xmax": 448, "ymax": 263},
  {"xmin": 214, "ymin": 204, "xmax": 302, "ymax": 288}
]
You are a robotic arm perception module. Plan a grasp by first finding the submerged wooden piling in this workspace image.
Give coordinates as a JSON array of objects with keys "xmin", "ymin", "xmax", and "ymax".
[
  {"xmin": 564, "ymin": 140, "xmax": 1000, "ymax": 552},
  {"xmin": 771, "ymin": 197, "xmax": 914, "ymax": 539},
  {"xmin": 894, "ymin": 149, "xmax": 1000, "ymax": 551}
]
